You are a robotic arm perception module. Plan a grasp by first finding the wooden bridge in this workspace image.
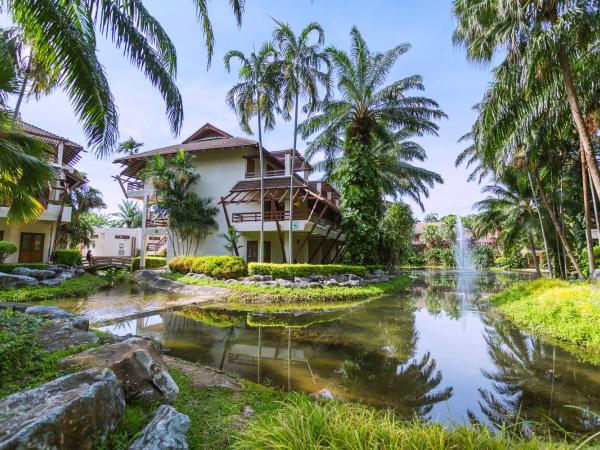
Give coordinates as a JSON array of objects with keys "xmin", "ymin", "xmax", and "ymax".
[{"xmin": 82, "ymin": 257, "xmax": 133, "ymax": 271}]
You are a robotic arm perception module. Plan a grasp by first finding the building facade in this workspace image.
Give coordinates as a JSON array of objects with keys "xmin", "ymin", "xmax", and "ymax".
[
  {"xmin": 114, "ymin": 123, "xmax": 345, "ymax": 266},
  {"xmin": 0, "ymin": 121, "xmax": 84, "ymax": 263}
]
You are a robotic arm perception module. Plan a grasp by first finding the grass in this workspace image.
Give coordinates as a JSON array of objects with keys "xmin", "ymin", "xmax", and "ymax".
[
  {"xmin": 0, "ymin": 273, "xmax": 106, "ymax": 302},
  {"xmin": 491, "ymin": 278, "xmax": 600, "ymax": 358},
  {"xmin": 99, "ymin": 402, "xmax": 156, "ymax": 450},
  {"xmin": 0, "ymin": 309, "xmax": 99, "ymax": 398},
  {"xmin": 163, "ymin": 272, "xmax": 411, "ymax": 304}
]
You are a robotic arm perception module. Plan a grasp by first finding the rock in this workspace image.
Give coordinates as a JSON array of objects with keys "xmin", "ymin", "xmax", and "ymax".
[
  {"xmin": 37, "ymin": 318, "xmax": 99, "ymax": 351},
  {"xmin": 308, "ymin": 275, "xmax": 328, "ymax": 282},
  {"xmin": 60, "ymin": 337, "xmax": 179, "ymax": 403},
  {"xmin": 0, "ymin": 302, "xmax": 30, "ymax": 312},
  {"xmin": 274, "ymin": 278, "xmax": 294, "ymax": 288},
  {"xmin": 348, "ymin": 273, "xmax": 363, "ymax": 281},
  {"xmin": 0, "ymin": 272, "xmax": 39, "ymax": 288},
  {"xmin": 294, "ymin": 276, "xmax": 311, "ymax": 284},
  {"xmin": 74, "ymin": 268, "xmax": 85, "ymax": 276},
  {"xmin": 0, "ymin": 369, "xmax": 125, "ymax": 450},
  {"xmin": 308, "ymin": 282, "xmax": 322, "ymax": 288},
  {"xmin": 129, "ymin": 405, "xmax": 190, "ymax": 450},
  {"xmin": 25, "ymin": 305, "xmax": 74, "ymax": 319},
  {"xmin": 311, "ymin": 388, "xmax": 335, "ymax": 400},
  {"xmin": 40, "ymin": 277, "xmax": 63, "ymax": 286},
  {"xmin": 590, "ymin": 269, "xmax": 600, "ymax": 281},
  {"xmin": 11, "ymin": 267, "xmax": 56, "ymax": 280},
  {"xmin": 57, "ymin": 270, "xmax": 75, "ymax": 281},
  {"xmin": 324, "ymin": 279, "xmax": 339, "ymax": 287},
  {"xmin": 163, "ymin": 355, "xmax": 242, "ymax": 390},
  {"xmin": 339, "ymin": 279, "xmax": 362, "ymax": 287}
]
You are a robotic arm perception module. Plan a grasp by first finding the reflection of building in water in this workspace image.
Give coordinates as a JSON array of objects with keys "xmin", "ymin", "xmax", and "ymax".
[{"xmin": 228, "ymin": 344, "xmax": 305, "ymax": 365}]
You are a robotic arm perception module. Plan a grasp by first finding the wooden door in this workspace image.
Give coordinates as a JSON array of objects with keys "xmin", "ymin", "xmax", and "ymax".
[
  {"xmin": 19, "ymin": 233, "xmax": 45, "ymax": 263},
  {"xmin": 247, "ymin": 241, "xmax": 271, "ymax": 263}
]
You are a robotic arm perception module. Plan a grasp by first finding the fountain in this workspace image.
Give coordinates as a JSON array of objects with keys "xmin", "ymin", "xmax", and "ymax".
[{"xmin": 454, "ymin": 216, "xmax": 474, "ymax": 271}]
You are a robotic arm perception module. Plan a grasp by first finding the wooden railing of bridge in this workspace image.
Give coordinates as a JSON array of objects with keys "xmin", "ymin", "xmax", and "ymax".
[{"xmin": 82, "ymin": 257, "xmax": 133, "ymax": 271}]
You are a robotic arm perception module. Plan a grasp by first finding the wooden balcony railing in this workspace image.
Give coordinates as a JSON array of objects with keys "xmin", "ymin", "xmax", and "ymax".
[
  {"xmin": 244, "ymin": 169, "xmax": 286, "ymax": 179},
  {"xmin": 126, "ymin": 180, "xmax": 144, "ymax": 192},
  {"xmin": 229, "ymin": 210, "xmax": 336, "ymax": 226},
  {"xmin": 146, "ymin": 215, "xmax": 168, "ymax": 227}
]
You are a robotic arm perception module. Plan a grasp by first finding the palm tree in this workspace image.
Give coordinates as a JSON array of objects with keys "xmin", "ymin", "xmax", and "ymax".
[
  {"xmin": 112, "ymin": 199, "xmax": 142, "ymax": 228},
  {"xmin": 273, "ymin": 20, "xmax": 331, "ymax": 262},
  {"xmin": 116, "ymin": 138, "xmax": 144, "ymax": 156},
  {"xmin": 4, "ymin": 0, "xmax": 245, "ymax": 156},
  {"xmin": 225, "ymin": 43, "xmax": 281, "ymax": 263},
  {"xmin": 55, "ymin": 185, "xmax": 106, "ymax": 248},
  {"xmin": 300, "ymin": 27, "xmax": 445, "ymax": 262},
  {"xmin": 473, "ymin": 169, "xmax": 545, "ymax": 276},
  {"xmin": 0, "ymin": 33, "xmax": 54, "ymax": 224},
  {"xmin": 452, "ymin": 0, "xmax": 600, "ymax": 200}
]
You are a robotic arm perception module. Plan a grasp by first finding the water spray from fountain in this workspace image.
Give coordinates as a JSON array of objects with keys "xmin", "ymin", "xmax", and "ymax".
[{"xmin": 455, "ymin": 216, "xmax": 475, "ymax": 271}]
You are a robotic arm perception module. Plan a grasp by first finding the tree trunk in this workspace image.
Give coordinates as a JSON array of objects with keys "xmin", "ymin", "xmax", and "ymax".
[
  {"xmin": 557, "ymin": 48, "xmax": 600, "ymax": 199},
  {"xmin": 14, "ymin": 59, "xmax": 31, "ymax": 119},
  {"xmin": 257, "ymin": 108, "xmax": 265, "ymax": 263},
  {"xmin": 528, "ymin": 172, "xmax": 553, "ymax": 276},
  {"xmin": 582, "ymin": 147, "xmax": 596, "ymax": 276},
  {"xmin": 288, "ymin": 91, "xmax": 299, "ymax": 264},
  {"xmin": 529, "ymin": 233, "xmax": 541, "ymax": 276},
  {"xmin": 534, "ymin": 173, "xmax": 585, "ymax": 279}
]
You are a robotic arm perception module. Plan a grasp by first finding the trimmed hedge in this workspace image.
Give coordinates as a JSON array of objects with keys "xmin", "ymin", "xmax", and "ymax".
[
  {"xmin": 248, "ymin": 263, "xmax": 370, "ymax": 280},
  {"xmin": 53, "ymin": 249, "xmax": 82, "ymax": 266},
  {"xmin": 0, "ymin": 241, "xmax": 17, "ymax": 263},
  {"xmin": 132, "ymin": 256, "xmax": 167, "ymax": 271},
  {"xmin": 168, "ymin": 256, "xmax": 247, "ymax": 279},
  {"xmin": 0, "ymin": 263, "xmax": 49, "ymax": 274}
]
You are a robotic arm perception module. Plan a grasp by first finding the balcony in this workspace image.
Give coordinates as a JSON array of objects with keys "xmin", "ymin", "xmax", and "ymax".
[
  {"xmin": 244, "ymin": 169, "xmax": 286, "ymax": 179},
  {"xmin": 231, "ymin": 210, "xmax": 336, "ymax": 229}
]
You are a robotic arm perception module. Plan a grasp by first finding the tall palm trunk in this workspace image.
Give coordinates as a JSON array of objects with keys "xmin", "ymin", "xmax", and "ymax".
[
  {"xmin": 257, "ymin": 108, "xmax": 265, "ymax": 263},
  {"xmin": 528, "ymin": 233, "xmax": 541, "ymax": 276},
  {"xmin": 14, "ymin": 59, "xmax": 31, "ymax": 119},
  {"xmin": 527, "ymin": 172, "xmax": 553, "ymax": 276},
  {"xmin": 588, "ymin": 170, "xmax": 600, "ymax": 240},
  {"xmin": 534, "ymin": 173, "xmax": 584, "ymax": 279},
  {"xmin": 287, "ymin": 91, "xmax": 299, "ymax": 264},
  {"xmin": 582, "ymin": 147, "xmax": 595, "ymax": 276},
  {"xmin": 556, "ymin": 48, "xmax": 600, "ymax": 199}
]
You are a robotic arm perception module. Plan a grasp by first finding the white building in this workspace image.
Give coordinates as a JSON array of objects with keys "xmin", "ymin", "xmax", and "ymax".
[
  {"xmin": 0, "ymin": 121, "xmax": 84, "ymax": 263},
  {"xmin": 114, "ymin": 123, "xmax": 345, "ymax": 267},
  {"xmin": 84, "ymin": 227, "xmax": 143, "ymax": 258}
]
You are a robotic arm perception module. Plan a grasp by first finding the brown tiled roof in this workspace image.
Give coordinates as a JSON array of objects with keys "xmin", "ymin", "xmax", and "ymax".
[
  {"xmin": 231, "ymin": 177, "xmax": 307, "ymax": 191},
  {"xmin": 18, "ymin": 120, "xmax": 84, "ymax": 165}
]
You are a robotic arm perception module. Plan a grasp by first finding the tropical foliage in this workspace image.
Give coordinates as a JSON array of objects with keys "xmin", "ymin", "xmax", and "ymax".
[
  {"xmin": 112, "ymin": 199, "xmax": 142, "ymax": 228},
  {"xmin": 380, "ymin": 202, "xmax": 416, "ymax": 266},
  {"xmin": 54, "ymin": 185, "xmax": 106, "ymax": 248},
  {"xmin": 143, "ymin": 150, "xmax": 218, "ymax": 256},
  {"xmin": 0, "ymin": 241, "xmax": 17, "ymax": 263}
]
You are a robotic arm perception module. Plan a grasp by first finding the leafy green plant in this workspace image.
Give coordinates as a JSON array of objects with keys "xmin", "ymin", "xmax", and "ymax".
[
  {"xmin": 472, "ymin": 245, "xmax": 495, "ymax": 269},
  {"xmin": 220, "ymin": 226, "xmax": 243, "ymax": 256},
  {"xmin": 424, "ymin": 247, "xmax": 454, "ymax": 267},
  {"xmin": 0, "ymin": 241, "xmax": 17, "ymax": 263},
  {"xmin": 381, "ymin": 202, "xmax": 415, "ymax": 266},
  {"xmin": 248, "ymin": 263, "xmax": 369, "ymax": 279},
  {"xmin": 52, "ymin": 249, "xmax": 82, "ymax": 266},
  {"xmin": 168, "ymin": 255, "xmax": 247, "ymax": 279},
  {"xmin": 0, "ymin": 273, "xmax": 106, "ymax": 302},
  {"xmin": 103, "ymin": 268, "xmax": 132, "ymax": 287},
  {"xmin": 496, "ymin": 252, "xmax": 526, "ymax": 271},
  {"xmin": 131, "ymin": 256, "xmax": 166, "ymax": 271},
  {"xmin": 421, "ymin": 223, "xmax": 443, "ymax": 248}
]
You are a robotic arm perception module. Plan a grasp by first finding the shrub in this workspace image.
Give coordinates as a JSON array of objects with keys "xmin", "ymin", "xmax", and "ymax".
[
  {"xmin": 248, "ymin": 263, "xmax": 369, "ymax": 280},
  {"xmin": 53, "ymin": 249, "xmax": 82, "ymax": 266},
  {"xmin": 168, "ymin": 255, "xmax": 247, "ymax": 279},
  {"xmin": 131, "ymin": 256, "xmax": 167, "ymax": 271},
  {"xmin": 0, "ymin": 241, "xmax": 17, "ymax": 263},
  {"xmin": 424, "ymin": 247, "xmax": 454, "ymax": 267},
  {"xmin": 0, "ymin": 273, "xmax": 106, "ymax": 302},
  {"xmin": 472, "ymin": 245, "xmax": 495, "ymax": 269},
  {"xmin": 496, "ymin": 252, "xmax": 526, "ymax": 270}
]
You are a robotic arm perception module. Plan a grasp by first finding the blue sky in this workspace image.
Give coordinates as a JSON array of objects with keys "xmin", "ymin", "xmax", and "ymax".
[{"xmin": 9, "ymin": 0, "xmax": 494, "ymax": 219}]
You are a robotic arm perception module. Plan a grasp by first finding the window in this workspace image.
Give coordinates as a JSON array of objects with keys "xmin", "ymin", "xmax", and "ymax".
[
  {"xmin": 246, "ymin": 158, "xmax": 256, "ymax": 174},
  {"xmin": 114, "ymin": 235, "xmax": 131, "ymax": 240},
  {"xmin": 0, "ymin": 230, "xmax": 4, "ymax": 240},
  {"xmin": 246, "ymin": 241, "xmax": 271, "ymax": 263}
]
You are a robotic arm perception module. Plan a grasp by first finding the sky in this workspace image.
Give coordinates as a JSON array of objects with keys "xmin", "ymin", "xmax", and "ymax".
[{"xmin": 8, "ymin": 0, "xmax": 495, "ymax": 220}]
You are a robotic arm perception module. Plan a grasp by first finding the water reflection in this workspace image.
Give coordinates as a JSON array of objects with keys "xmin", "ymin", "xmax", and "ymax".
[{"xmin": 100, "ymin": 270, "xmax": 600, "ymax": 435}]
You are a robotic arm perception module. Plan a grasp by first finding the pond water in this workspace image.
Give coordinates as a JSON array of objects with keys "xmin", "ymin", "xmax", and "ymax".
[{"xmin": 99, "ymin": 270, "xmax": 600, "ymax": 435}]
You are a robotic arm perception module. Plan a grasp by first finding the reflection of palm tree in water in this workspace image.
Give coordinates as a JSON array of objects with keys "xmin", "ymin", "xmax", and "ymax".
[
  {"xmin": 218, "ymin": 326, "xmax": 238, "ymax": 370},
  {"xmin": 476, "ymin": 314, "xmax": 600, "ymax": 435}
]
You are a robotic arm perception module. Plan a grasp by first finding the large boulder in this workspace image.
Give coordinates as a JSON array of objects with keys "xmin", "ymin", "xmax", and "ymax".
[
  {"xmin": 37, "ymin": 318, "xmax": 98, "ymax": 351},
  {"xmin": 25, "ymin": 305, "xmax": 74, "ymax": 320},
  {"xmin": 0, "ymin": 369, "xmax": 125, "ymax": 450},
  {"xmin": 129, "ymin": 405, "xmax": 190, "ymax": 450},
  {"xmin": 60, "ymin": 337, "xmax": 179, "ymax": 403},
  {"xmin": 11, "ymin": 267, "xmax": 56, "ymax": 280},
  {"xmin": 0, "ymin": 272, "xmax": 39, "ymax": 288}
]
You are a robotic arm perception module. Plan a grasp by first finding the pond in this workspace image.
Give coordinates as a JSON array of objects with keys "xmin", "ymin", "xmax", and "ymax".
[{"xmin": 99, "ymin": 270, "xmax": 600, "ymax": 435}]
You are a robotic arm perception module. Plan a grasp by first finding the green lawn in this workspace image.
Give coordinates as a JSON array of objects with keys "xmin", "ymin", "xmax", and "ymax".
[
  {"xmin": 491, "ymin": 278, "xmax": 600, "ymax": 358},
  {"xmin": 163, "ymin": 272, "xmax": 411, "ymax": 304},
  {"xmin": 0, "ymin": 273, "xmax": 106, "ymax": 302}
]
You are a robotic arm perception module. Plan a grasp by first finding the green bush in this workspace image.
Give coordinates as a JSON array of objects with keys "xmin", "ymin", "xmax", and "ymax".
[
  {"xmin": 0, "ymin": 241, "xmax": 17, "ymax": 263},
  {"xmin": 496, "ymin": 252, "xmax": 526, "ymax": 270},
  {"xmin": 131, "ymin": 256, "xmax": 167, "ymax": 271},
  {"xmin": 423, "ymin": 247, "xmax": 454, "ymax": 267},
  {"xmin": 472, "ymin": 245, "xmax": 495, "ymax": 269},
  {"xmin": 0, "ymin": 263, "xmax": 48, "ymax": 273},
  {"xmin": 168, "ymin": 255, "xmax": 247, "ymax": 279},
  {"xmin": 248, "ymin": 263, "xmax": 369, "ymax": 280},
  {"xmin": 53, "ymin": 249, "xmax": 82, "ymax": 266}
]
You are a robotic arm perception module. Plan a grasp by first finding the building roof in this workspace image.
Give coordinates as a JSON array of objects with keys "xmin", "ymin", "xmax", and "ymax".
[
  {"xmin": 230, "ymin": 177, "xmax": 307, "ymax": 192},
  {"xmin": 19, "ymin": 120, "xmax": 84, "ymax": 166}
]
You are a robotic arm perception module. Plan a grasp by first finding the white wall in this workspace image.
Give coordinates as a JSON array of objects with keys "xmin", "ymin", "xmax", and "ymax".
[
  {"xmin": 86, "ymin": 227, "xmax": 142, "ymax": 257},
  {"xmin": 0, "ymin": 220, "xmax": 54, "ymax": 263}
]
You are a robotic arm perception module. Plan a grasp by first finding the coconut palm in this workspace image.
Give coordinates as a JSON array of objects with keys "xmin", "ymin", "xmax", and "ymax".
[
  {"xmin": 112, "ymin": 199, "xmax": 142, "ymax": 228},
  {"xmin": 273, "ymin": 20, "xmax": 331, "ymax": 262},
  {"xmin": 300, "ymin": 27, "xmax": 445, "ymax": 262},
  {"xmin": 117, "ymin": 138, "xmax": 144, "ymax": 156},
  {"xmin": 225, "ymin": 43, "xmax": 281, "ymax": 263},
  {"xmin": 4, "ymin": 0, "xmax": 245, "ymax": 156},
  {"xmin": 55, "ymin": 185, "xmax": 106, "ymax": 248},
  {"xmin": 452, "ymin": 0, "xmax": 600, "ymax": 199}
]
